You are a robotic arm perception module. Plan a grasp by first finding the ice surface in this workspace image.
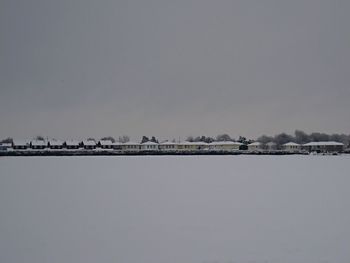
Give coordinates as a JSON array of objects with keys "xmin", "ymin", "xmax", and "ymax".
[{"xmin": 0, "ymin": 155, "xmax": 350, "ymax": 263}]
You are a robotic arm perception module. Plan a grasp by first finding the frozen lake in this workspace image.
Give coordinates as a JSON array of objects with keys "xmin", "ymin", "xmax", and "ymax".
[{"xmin": 0, "ymin": 155, "xmax": 350, "ymax": 263}]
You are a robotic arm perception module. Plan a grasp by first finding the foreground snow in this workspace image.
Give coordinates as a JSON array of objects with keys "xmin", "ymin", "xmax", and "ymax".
[{"xmin": 0, "ymin": 155, "xmax": 350, "ymax": 263}]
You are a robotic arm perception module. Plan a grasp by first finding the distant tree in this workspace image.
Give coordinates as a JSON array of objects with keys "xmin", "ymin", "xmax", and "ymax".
[
  {"xmin": 118, "ymin": 135, "xmax": 130, "ymax": 143},
  {"xmin": 294, "ymin": 130, "xmax": 310, "ymax": 144},
  {"xmin": 204, "ymin": 136, "xmax": 215, "ymax": 143},
  {"xmin": 192, "ymin": 135, "xmax": 214, "ymax": 143},
  {"xmin": 309, "ymin": 132, "xmax": 330, "ymax": 142},
  {"xmin": 87, "ymin": 138, "xmax": 95, "ymax": 141},
  {"xmin": 257, "ymin": 135, "xmax": 274, "ymax": 144},
  {"xmin": 216, "ymin": 134, "xmax": 232, "ymax": 142},
  {"xmin": 150, "ymin": 136, "xmax": 158, "ymax": 143},
  {"xmin": 330, "ymin": 133, "xmax": 350, "ymax": 145},
  {"xmin": 186, "ymin": 136, "xmax": 194, "ymax": 142},
  {"xmin": 273, "ymin": 133, "xmax": 294, "ymax": 146},
  {"xmin": 141, "ymin": 136, "xmax": 149, "ymax": 143},
  {"xmin": 237, "ymin": 136, "xmax": 248, "ymax": 144},
  {"xmin": 101, "ymin": 136, "xmax": 115, "ymax": 143},
  {"xmin": 35, "ymin": 135, "xmax": 45, "ymax": 141},
  {"xmin": 1, "ymin": 137, "xmax": 13, "ymax": 144},
  {"xmin": 171, "ymin": 139, "xmax": 176, "ymax": 143}
]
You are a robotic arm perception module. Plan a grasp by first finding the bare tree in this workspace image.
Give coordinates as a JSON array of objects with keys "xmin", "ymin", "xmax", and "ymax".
[
  {"xmin": 1, "ymin": 137, "xmax": 13, "ymax": 144},
  {"xmin": 257, "ymin": 135, "xmax": 274, "ymax": 144},
  {"xmin": 118, "ymin": 135, "xmax": 130, "ymax": 143},
  {"xmin": 216, "ymin": 134, "xmax": 232, "ymax": 142},
  {"xmin": 101, "ymin": 136, "xmax": 115, "ymax": 143}
]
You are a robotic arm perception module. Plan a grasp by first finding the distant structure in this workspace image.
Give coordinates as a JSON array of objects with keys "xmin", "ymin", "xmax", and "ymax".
[
  {"xmin": 302, "ymin": 141, "xmax": 344, "ymax": 153},
  {"xmin": 209, "ymin": 141, "xmax": 242, "ymax": 151},
  {"xmin": 82, "ymin": 140, "xmax": 97, "ymax": 150},
  {"xmin": 282, "ymin": 142, "xmax": 301, "ymax": 152},
  {"xmin": 177, "ymin": 141, "xmax": 208, "ymax": 151},
  {"xmin": 1, "ymin": 138, "xmax": 346, "ymax": 155},
  {"xmin": 140, "ymin": 141, "xmax": 159, "ymax": 151},
  {"xmin": 159, "ymin": 141, "xmax": 178, "ymax": 151},
  {"xmin": 266, "ymin": 142, "xmax": 277, "ymax": 151},
  {"xmin": 49, "ymin": 140, "xmax": 64, "ymax": 150},
  {"xmin": 31, "ymin": 140, "xmax": 47, "ymax": 150},
  {"xmin": 248, "ymin": 142, "xmax": 263, "ymax": 151}
]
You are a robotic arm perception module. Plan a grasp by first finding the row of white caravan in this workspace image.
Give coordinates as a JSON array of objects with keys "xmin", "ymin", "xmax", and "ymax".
[
  {"xmin": 0, "ymin": 140, "xmax": 345, "ymax": 153},
  {"xmin": 1, "ymin": 140, "xmax": 243, "ymax": 152},
  {"xmin": 248, "ymin": 141, "xmax": 345, "ymax": 153}
]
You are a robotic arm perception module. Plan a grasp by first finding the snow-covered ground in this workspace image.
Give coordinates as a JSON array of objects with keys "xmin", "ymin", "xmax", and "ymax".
[{"xmin": 0, "ymin": 155, "xmax": 349, "ymax": 263}]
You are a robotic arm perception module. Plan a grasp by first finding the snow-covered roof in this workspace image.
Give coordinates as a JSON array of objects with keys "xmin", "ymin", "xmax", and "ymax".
[
  {"xmin": 1, "ymin": 143, "xmax": 12, "ymax": 147},
  {"xmin": 180, "ymin": 141, "xmax": 208, "ymax": 145},
  {"xmin": 83, "ymin": 140, "xmax": 96, "ymax": 146},
  {"xmin": 49, "ymin": 140, "xmax": 64, "ymax": 146},
  {"xmin": 99, "ymin": 140, "xmax": 113, "ymax": 145},
  {"xmin": 112, "ymin": 142, "xmax": 123, "ymax": 145},
  {"xmin": 303, "ymin": 141, "xmax": 344, "ymax": 146},
  {"xmin": 283, "ymin": 142, "xmax": 300, "ymax": 146},
  {"xmin": 13, "ymin": 140, "xmax": 30, "ymax": 146},
  {"xmin": 31, "ymin": 140, "xmax": 47, "ymax": 146},
  {"xmin": 65, "ymin": 140, "xmax": 80, "ymax": 146},
  {"xmin": 123, "ymin": 142, "xmax": 140, "ymax": 145},
  {"xmin": 141, "ymin": 141, "xmax": 159, "ymax": 145},
  {"xmin": 210, "ymin": 141, "xmax": 243, "ymax": 145},
  {"xmin": 248, "ymin": 142, "xmax": 261, "ymax": 146},
  {"xmin": 160, "ymin": 141, "xmax": 178, "ymax": 145}
]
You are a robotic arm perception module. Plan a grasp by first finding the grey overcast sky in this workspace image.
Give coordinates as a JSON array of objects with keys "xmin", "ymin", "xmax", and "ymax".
[{"xmin": 1, "ymin": 0, "xmax": 349, "ymax": 140}]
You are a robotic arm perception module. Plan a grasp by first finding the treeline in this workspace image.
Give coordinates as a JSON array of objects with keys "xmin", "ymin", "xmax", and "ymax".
[
  {"xmin": 1, "ymin": 130, "xmax": 349, "ymax": 147},
  {"xmin": 257, "ymin": 130, "xmax": 350, "ymax": 147}
]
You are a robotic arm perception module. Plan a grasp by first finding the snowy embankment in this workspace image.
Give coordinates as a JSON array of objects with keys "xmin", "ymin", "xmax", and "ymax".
[{"xmin": 0, "ymin": 155, "xmax": 350, "ymax": 263}]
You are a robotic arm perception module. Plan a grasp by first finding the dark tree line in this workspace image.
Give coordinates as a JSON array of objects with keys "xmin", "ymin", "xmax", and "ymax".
[
  {"xmin": 185, "ymin": 134, "xmax": 254, "ymax": 145},
  {"xmin": 2, "ymin": 130, "xmax": 349, "ymax": 148},
  {"xmin": 257, "ymin": 130, "xmax": 350, "ymax": 147},
  {"xmin": 141, "ymin": 136, "xmax": 158, "ymax": 143}
]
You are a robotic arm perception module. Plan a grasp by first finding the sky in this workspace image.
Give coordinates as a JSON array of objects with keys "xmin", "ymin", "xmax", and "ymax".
[{"xmin": 1, "ymin": 0, "xmax": 349, "ymax": 141}]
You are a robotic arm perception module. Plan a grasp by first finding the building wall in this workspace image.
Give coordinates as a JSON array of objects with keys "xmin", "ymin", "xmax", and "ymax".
[
  {"xmin": 122, "ymin": 145, "xmax": 140, "ymax": 151},
  {"xmin": 248, "ymin": 145, "xmax": 261, "ymax": 151},
  {"xmin": 284, "ymin": 145, "xmax": 301, "ymax": 152},
  {"xmin": 140, "ymin": 145, "xmax": 159, "ymax": 151},
  {"xmin": 159, "ymin": 145, "xmax": 177, "ymax": 151},
  {"xmin": 210, "ymin": 144, "xmax": 240, "ymax": 151},
  {"xmin": 177, "ymin": 144, "xmax": 206, "ymax": 151},
  {"xmin": 304, "ymin": 145, "xmax": 344, "ymax": 153}
]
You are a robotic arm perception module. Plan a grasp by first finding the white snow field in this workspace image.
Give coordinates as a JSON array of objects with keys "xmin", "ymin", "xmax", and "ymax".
[{"xmin": 0, "ymin": 155, "xmax": 350, "ymax": 263}]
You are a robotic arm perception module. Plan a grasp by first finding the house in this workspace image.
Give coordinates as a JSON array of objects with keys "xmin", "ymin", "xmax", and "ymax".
[
  {"xmin": 303, "ymin": 141, "xmax": 344, "ymax": 153},
  {"xmin": 12, "ymin": 140, "xmax": 30, "ymax": 150},
  {"xmin": 209, "ymin": 141, "xmax": 242, "ymax": 151},
  {"xmin": 266, "ymin": 142, "xmax": 277, "ymax": 151},
  {"xmin": 48, "ymin": 140, "xmax": 64, "ymax": 149},
  {"xmin": 99, "ymin": 140, "xmax": 114, "ymax": 149},
  {"xmin": 82, "ymin": 140, "xmax": 97, "ymax": 150},
  {"xmin": 122, "ymin": 142, "xmax": 140, "ymax": 151},
  {"xmin": 159, "ymin": 141, "xmax": 178, "ymax": 151},
  {"xmin": 65, "ymin": 140, "xmax": 81, "ymax": 150},
  {"xmin": 248, "ymin": 142, "xmax": 263, "ymax": 151},
  {"xmin": 0, "ymin": 143, "xmax": 12, "ymax": 151},
  {"xmin": 177, "ymin": 141, "xmax": 208, "ymax": 151},
  {"xmin": 282, "ymin": 142, "xmax": 301, "ymax": 152},
  {"xmin": 31, "ymin": 140, "xmax": 47, "ymax": 150},
  {"xmin": 140, "ymin": 141, "xmax": 159, "ymax": 151},
  {"xmin": 111, "ymin": 142, "xmax": 123, "ymax": 150}
]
